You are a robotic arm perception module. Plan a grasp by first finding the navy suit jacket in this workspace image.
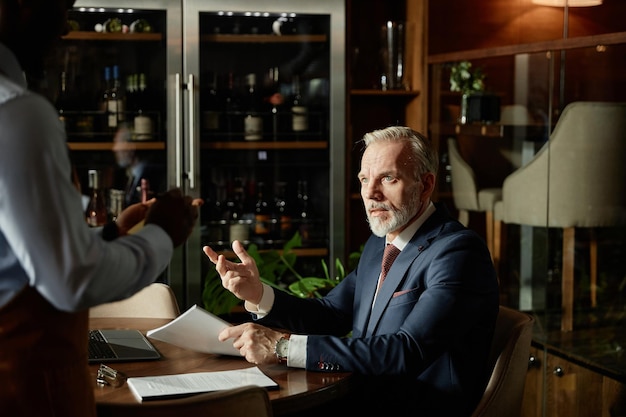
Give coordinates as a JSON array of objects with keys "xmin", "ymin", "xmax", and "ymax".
[{"xmin": 257, "ymin": 203, "xmax": 499, "ymax": 416}]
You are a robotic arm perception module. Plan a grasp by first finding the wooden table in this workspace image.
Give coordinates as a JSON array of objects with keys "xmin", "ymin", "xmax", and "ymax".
[{"xmin": 89, "ymin": 317, "xmax": 352, "ymax": 416}]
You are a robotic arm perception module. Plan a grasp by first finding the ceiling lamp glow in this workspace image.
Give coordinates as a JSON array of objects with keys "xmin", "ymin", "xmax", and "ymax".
[{"xmin": 532, "ymin": 0, "xmax": 602, "ymax": 6}]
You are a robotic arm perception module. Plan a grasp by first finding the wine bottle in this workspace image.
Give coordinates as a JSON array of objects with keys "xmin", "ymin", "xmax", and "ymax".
[
  {"xmin": 222, "ymin": 72, "xmax": 240, "ymax": 140},
  {"xmin": 86, "ymin": 169, "xmax": 108, "ymax": 227},
  {"xmin": 228, "ymin": 177, "xmax": 249, "ymax": 243},
  {"xmin": 272, "ymin": 181, "xmax": 292, "ymax": 241},
  {"xmin": 202, "ymin": 72, "xmax": 220, "ymax": 133},
  {"xmin": 56, "ymin": 70, "xmax": 74, "ymax": 131},
  {"xmin": 106, "ymin": 65, "xmax": 125, "ymax": 131},
  {"xmin": 253, "ymin": 182, "xmax": 272, "ymax": 240},
  {"xmin": 243, "ymin": 73, "xmax": 263, "ymax": 141},
  {"xmin": 134, "ymin": 73, "xmax": 153, "ymax": 140},
  {"xmin": 291, "ymin": 75, "xmax": 308, "ymax": 136},
  {"xmin": 125, "ymin": 73, "xmax": 135, "ymax": 113},
  {"xmin": 101, "ymin": 66, "xmax": 111, "ymax": 127},
  {"xmin": 266, "ymin": 66, "xmax": 283, "ymax": 141},
  {"xmin": 296, "ymin": 180, "xmax": 312, "ymax": 246},
  {"xmin": 108, "ymin": 189, "xmax": 125, "ymax": 222}
]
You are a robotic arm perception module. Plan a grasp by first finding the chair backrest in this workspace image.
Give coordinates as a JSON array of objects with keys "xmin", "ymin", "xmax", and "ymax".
[
  {"xmin": 90, "ymin": 283, "xmax": 180, "ymax": 319},
  {"xmin": 501, "ymin": 101, "xmax": 626, "ymax": 227},
  {"xmin": 471, "ymin": 305, "xmax": 534, "ymax": 417},
  {"xmin": 500, "ymin": 104, "xmax": 532, "ymax": 126},
  {"xmin": 447, "ymin": 137, "xmax": 480, "ymax": 211},
  {"xmin": 96, "ymin": 385, "xmax": 273, "ymax": 417}
]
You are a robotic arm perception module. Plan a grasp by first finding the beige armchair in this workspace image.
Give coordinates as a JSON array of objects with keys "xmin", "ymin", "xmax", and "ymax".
[
  {"xmin": 89, "ymin": 283, "xmax": 180, "ymax": 319},
  {"xmin": 447, "ymin": 137, "xmax": 502, "ymax": 258},
  {"xmin": 493, "ymin": 101, "xmax": 626, "ymax": 331}
]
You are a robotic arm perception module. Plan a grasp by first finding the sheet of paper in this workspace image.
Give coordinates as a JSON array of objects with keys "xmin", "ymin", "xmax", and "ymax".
[
  {"xmin": 146, "ymin": 304, "xmax": 240, "ymax": 356},
  {"xmin": 127, "ymin": 366, "xmax": 278, "ymax": 402}
]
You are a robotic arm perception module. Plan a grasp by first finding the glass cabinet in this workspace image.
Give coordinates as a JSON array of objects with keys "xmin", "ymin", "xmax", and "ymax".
[{"xmin": 46, "ymin": 0, "xmax": 345, "ymax": 309}]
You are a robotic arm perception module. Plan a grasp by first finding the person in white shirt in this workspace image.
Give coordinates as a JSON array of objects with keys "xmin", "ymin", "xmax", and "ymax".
[{"xmin": 0, "ymin": 1, "xmax": 199, "ymax": 415}]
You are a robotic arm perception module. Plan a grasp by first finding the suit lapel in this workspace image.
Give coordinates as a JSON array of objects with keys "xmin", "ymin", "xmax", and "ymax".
[
  {"xmin": 365, "ymin": 232, "xmax": 432, "ymax": 336},
  {"xmin": 353, "ymin": 244, "xmax": 385, "ymax": 336}
]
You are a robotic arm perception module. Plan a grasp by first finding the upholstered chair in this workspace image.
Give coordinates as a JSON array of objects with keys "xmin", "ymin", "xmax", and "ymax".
[
  {"xmin": 90, "ymin": 282, "xmax": 181, "ymax": 319},
  {"xmin": 470, "ymin": 306, "xmax": 534, "ymax": 417},
  {"xmin": 493, "ymin": 101, "xmax": 626, "ymax": 331},
  {"xmin": 447, "ymin": 137, "xmax": 502, "ymax": 258}
]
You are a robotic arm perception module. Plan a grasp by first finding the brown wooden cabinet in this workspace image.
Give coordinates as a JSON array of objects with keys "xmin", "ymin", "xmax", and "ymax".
[
  {"xmin": 345, "ymin": 0, "xmax": 426, "ymax": 256},
  {"xmin": 522, "ymin": 346, "xmax": 626, "ymax": 417},
  {"xmin": 522, "ymin": 345, "xmax": 544, "ymax": 417}
]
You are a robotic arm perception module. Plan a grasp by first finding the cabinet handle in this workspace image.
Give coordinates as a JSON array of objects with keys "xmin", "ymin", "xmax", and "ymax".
[
  {"xmin": 553, "ymin": 366, "xmax": 564, "ymax": 377},
  {"xmin": 528, "ymin": 355, "xmax": 540, "ymax": 369},
  {"xmin": 187, "ymin": 73, "xmax": 197, "ymax": 190},
  {"xmin": 173, "ymin": 73, "xmax": 182, "ymax": 188}
]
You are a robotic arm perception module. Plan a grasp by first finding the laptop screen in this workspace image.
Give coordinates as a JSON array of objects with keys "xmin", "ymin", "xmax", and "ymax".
[{"xmin": 88, "ymin": 329, "xmax": 161, "ymax": 363}]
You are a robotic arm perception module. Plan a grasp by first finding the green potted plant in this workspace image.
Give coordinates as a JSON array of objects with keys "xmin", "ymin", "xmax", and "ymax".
[
  {"xmin": 448, "ymin": 60, "xmax": 497, "ymax": 124},
  {"xmin": 202, "ymin": 232, "xmax": 362, "ymax": 318}
]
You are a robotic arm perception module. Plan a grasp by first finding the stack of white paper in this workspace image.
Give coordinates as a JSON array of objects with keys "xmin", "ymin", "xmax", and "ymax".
[{"xmin": 127, "ymin": 366, "xmax": 278, "ymax": 401}]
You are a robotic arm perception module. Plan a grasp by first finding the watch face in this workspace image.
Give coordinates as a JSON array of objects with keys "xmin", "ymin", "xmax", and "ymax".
[{"xmin": 277, "ymin": 337, "xmax": 289, "ymax": 358}]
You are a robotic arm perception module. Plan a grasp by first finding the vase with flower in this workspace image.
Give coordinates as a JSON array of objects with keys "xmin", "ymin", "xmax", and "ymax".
[{"xmin": 449, "ymin": 60, "xmax": 485, "ymax": 124}]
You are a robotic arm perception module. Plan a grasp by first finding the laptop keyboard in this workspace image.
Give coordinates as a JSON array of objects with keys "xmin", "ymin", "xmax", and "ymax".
[{"xmin": 88, "ymin": 330, "xmax": 117, "ymax": 360}]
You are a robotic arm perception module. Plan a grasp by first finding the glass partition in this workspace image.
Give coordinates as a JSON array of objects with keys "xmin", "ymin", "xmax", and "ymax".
[{"xmin": 428, "ymin": 39, "xmax": 626, "ymax": 372}]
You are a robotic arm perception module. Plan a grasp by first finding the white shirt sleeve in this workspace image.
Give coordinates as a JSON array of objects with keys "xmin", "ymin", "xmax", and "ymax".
[
  {"xmin": 0, "ymin": 84, "xmax": 173, "ymax": 311},
  {"xmin": 286, "ymin": 334, "xmax": 307, "ymax": 368}
]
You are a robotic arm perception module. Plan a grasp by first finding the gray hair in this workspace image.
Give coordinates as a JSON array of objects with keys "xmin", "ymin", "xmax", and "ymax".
[{"xmin": 361, "ymin": 126, "xmax": 439, "ymax": 181}]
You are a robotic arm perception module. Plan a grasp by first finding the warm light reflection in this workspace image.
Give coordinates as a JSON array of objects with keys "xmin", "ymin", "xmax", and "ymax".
[{"xmin": 532, "ymin": 0, "xmax": 602, "ymax": 6}]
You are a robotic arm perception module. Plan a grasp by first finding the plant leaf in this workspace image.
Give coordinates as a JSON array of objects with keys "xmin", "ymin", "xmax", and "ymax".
[{"xmin": 288, "ymin": 277, "xmax": 336, "ymax": 298}]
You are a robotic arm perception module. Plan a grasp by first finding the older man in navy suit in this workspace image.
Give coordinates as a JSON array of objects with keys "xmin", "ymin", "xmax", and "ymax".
[{"xmin": 204, "ymin": 126, "xmax": 499, "ymax": 416}]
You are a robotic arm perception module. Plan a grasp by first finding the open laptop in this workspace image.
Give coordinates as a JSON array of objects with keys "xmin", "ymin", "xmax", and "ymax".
[{"xmin": 88, "ymin": 329, "xmax": 161, "ymax": 363}]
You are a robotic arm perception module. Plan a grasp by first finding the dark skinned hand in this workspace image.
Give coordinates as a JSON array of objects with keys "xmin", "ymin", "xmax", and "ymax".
[{"xmin": 144, "ymin": 188, "xmax": 202, "ymax": 247}]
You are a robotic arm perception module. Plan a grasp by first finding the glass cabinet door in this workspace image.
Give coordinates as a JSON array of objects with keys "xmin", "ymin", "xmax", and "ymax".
[
  {"xmin": 49, "ymin": 0, "xmax": 181, "ymax": 223},
  {"xmin": 183, "ymin": 1, "xmax": 345, "ymax": 311}
]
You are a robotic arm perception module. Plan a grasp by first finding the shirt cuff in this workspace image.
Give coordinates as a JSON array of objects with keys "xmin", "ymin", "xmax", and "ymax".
[
  {"xmin": 244, "ymin": 283, "xmax": 275, "ymax": 317},
  {"xmin": 286, "ymin": 334, "xmax": 307, "ymax": 368}
]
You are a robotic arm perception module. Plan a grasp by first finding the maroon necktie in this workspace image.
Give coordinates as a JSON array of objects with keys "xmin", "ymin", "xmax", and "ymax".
[{"xmin": 379, "ymin": 243, "xmax": 401, "ymax": 288}]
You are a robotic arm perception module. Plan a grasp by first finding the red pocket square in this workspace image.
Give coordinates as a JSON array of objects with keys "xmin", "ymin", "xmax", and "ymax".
[{"xmin": 392, "ymin": 289, "xmax": 412, "ymax": 298}]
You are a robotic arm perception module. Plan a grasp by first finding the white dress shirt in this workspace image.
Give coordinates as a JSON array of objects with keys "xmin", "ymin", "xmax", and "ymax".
[{"xmin": 0, "ymin": 42, "xmax": 173, "ymax": 311}]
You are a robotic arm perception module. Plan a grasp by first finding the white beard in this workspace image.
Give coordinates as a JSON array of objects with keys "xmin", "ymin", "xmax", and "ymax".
[{"xmin": 366, "ymin": 187, "xmax": 421, "ymax": 237}]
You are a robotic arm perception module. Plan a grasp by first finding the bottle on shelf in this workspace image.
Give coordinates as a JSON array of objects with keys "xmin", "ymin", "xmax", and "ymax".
[
  {"xmin": 204, "ymin": 183, "xmax": 226, "ymax": 246},
  {"xmin": 85, "ymin": 169, "xmax": 108, "ymax": 227},
  {"xmin": 202, "ymin": 72, "xmax": 221, "ymax": 134},
  {"xmin": 108, "ymin": 189, "xmax": 125, "ymax": 222},
  {"xmin": 228, "ymin": 177, "xmax": 249, "ymax": 243},
  {"xmin": 291, "ymin": 75, "xmax": 308, "ymax": 137},
  {"xmin": 133, "ymin": 73, "xmax": 153, "ymax": 140},
  {"xmin": 265, "ymin": 66, "xmax": 284, "ymax": 141},
  {"xmin": 253, "ymin": 181, "xmax": 272, "ymax": 242},
  {"xmin": 57, "ymin": 69, "xmax": 96, "ymax": 140},
  {"xmin": 271, "ymin": 181, "xmax": 292, "ymax": 242},
  {"xmin": 243, "ymin": 73, "xmax": 263, "ymax": 141},
  {"xmin": 296, "ymin": 179, "xmax": 312, "ymax": 246},
  {"xmin": 105, "ymin": 65, "xmax": 125, "ymax": 131},
  {"xmin": 222, "ymin": 71, "xmax": 240, "ymax": 141},
  {"xmin": 56, "ymin": 70, "xmax": 74, "ymax": 131},
  {"xmin": 125, "ymin": 73, "xmax": 137, "ymax": 113}
]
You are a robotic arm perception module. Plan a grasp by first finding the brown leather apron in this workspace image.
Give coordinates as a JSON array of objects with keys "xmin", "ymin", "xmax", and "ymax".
[{"xmin": 0, "ymin": 286, "xmax": 96, "ymax": 417}]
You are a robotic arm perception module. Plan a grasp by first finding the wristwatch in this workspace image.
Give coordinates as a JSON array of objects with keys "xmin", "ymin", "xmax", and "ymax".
[{"xmin": 274, "ymin": 334, "xmax": 290, "ymax": 364}]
